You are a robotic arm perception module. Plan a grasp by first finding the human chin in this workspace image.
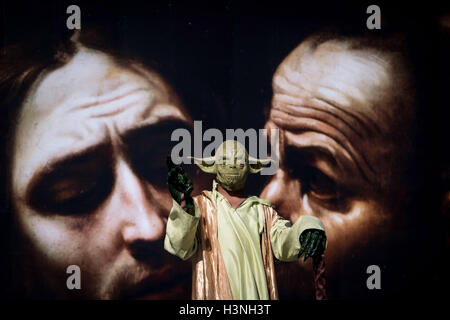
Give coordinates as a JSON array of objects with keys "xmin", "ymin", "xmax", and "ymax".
[{"xmin": 109, "ymin": 252, "xmax": 192, "ymax": 300}]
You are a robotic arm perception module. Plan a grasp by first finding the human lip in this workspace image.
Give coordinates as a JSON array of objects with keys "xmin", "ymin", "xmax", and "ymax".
[
  {"xmin": 134, "ymin": 278, "xmax": 190, "ymax": 300},
  {"xmin": 121, "ymin": 264, "xmax": 191, "ymax": 300}
]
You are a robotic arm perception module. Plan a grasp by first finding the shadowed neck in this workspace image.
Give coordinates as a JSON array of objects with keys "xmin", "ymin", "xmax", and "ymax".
[{"xmin": 216, "ymin": 182, "xmax": 248, "ymax": 209}]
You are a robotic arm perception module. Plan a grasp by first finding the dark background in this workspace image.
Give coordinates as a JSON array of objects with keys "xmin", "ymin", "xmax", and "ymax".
[
  {"xmin": 0, "ymin": 0, "xmax": 449, "ymax": 300},
  {"xmin": 2, "ymin": 1, "xmax": 447, "ymax": 131}
]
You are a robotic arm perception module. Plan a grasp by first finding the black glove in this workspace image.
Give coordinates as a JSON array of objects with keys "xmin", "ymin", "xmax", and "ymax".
[
  {"xmin": 298, "ymin": 229, "xmax": 326, "ymax": 262},
  {"xmin": 167, "ymin": 156, "xmax": 195, "ymax": 215}
]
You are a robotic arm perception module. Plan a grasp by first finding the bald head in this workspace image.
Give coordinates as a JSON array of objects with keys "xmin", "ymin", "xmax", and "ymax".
[
  {"xmin": 262, "ymin": 33, "xmax": 425, "ymax": 299},
  {"xmin": 270, "ymin": 35, "xmax": 416, "ymax": 192}
]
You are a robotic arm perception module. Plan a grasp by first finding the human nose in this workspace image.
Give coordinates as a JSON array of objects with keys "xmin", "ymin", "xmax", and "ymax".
[
  {"xmin": 113, "ymin": 159, "xmax": 167, "ymax": 245},
  {"xmin": 260, "ymin": 167, "xmax": 303, "ymax": 221}
]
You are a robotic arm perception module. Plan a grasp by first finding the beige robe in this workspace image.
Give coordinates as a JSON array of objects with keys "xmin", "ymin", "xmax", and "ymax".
[{"xmin": 164, "ymin": 188, "xmax": 325, "ymax": 300}]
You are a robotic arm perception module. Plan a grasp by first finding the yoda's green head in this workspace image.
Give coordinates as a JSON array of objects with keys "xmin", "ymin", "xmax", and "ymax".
[{"xmin": 190, "ymin": 140, "xmax": 272, "ymax": 191}]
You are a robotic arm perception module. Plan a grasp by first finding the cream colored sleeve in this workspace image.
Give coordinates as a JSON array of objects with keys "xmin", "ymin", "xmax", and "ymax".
[
  {"xmin": 269, "ymin": 213, "xmax": 326, "ymax": 262},
  {"xmin": 164, "ymin": 199, "xmax": 201, "ymax": 261}
]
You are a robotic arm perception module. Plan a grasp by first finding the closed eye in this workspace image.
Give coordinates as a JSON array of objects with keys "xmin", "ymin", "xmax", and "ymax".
[
  {"xmin": 26, "ymin": 144, "xmax": 114, "ymax": 215},
  {"xmin": 122, "ymin": 119, "xmax": 193, "ymax": 188},
  {"xmin": 305, "ymin": 167, "xmax": 340, "ymax": 200}
]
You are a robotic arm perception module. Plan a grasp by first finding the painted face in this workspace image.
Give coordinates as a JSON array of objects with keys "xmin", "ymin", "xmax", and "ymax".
[
  {"xmin": 10, "ymin": 47, "xmax": 205, "ymax": 299},
  {"xmin": 215, "ymin": 140, "xmax": 249, "ymax": 191},
  {"xmin": 261, "ymin": 38, "xmax": 415, "ymax": 298}
]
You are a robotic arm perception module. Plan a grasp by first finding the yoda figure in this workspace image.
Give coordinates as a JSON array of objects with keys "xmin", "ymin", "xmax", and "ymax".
[{"xmin": 164, "ymin": 140, "xmax": 327, "ymax": 300}]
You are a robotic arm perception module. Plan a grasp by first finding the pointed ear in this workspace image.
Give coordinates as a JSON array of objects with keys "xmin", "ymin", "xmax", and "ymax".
[
  {"xmin": 248, "ymin": 156, "xmax": 274, "ymax": 174},
  {"xmin": 188, "ymin": 156, "xmax": 217, "ymax": 174}
]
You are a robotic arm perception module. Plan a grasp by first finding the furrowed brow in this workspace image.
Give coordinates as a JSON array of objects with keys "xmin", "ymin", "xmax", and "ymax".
[
  {"xmin": 120, "ymin": 117, "xmax": 193, "ymax": 166},
  {"xmin": 25, "ymin": 143, "xmax": 113, "ymax": 205},
  {"xmin": 284, "ymin": 144, "xmax": 338, "ymax": 168},
  {"xmin": 121, "ymin": 118, "xmax": 192, "ymax": 148}
]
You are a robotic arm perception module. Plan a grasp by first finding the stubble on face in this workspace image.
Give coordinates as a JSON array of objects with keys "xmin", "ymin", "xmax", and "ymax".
[{"xmin": 10, "ymin": 47, "xmax": 194, "ymax": 299}]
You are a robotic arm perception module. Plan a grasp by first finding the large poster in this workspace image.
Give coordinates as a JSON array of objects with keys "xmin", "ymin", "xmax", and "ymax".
[{"xmin": 0, "ymin": 1, "xmax": 448, "ymax": 301}]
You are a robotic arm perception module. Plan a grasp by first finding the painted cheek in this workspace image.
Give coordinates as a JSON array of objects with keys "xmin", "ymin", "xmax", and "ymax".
[
  {"xmin": 309, "ymin": 198, "xmax": 390, "ymax": 251},
  {"xmin": 15, "ymin": 196, "xmax": 116, "ymax": 267},
  {"xmin": 21, "ymin": 214, "xmax": 89, "ymax": 265}
]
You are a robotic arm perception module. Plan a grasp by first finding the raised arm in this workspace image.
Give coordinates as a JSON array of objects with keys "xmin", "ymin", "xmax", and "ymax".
[{"xmin": 164, "ymin": 157, "xmax": 200, "ymax": 260}]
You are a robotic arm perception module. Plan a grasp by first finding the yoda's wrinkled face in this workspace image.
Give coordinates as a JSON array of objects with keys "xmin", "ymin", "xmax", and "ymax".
[{"xmin": 215, "ymin": 141, "xmax": 249, "ymax": 191}]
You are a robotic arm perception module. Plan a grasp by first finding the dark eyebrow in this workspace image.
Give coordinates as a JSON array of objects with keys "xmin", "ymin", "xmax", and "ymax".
[
  {"xmin": 25, "ymin": 143, "xmax": 114, "ymax": 204},
  {"xmin": 121, "ymin": 118, "xmax": 193, "ymax": 160},
  {"xmin": 283, "ymin": 141, "xmax": 377, "ymax": 192},
  {"xmin": 308, "ymin": 145, "xmax": 337, "ymax": 164},
  {"xmin": 121, "ymin": 117, "xmax": 193, "ymax": 143},
  {"xmin": 120, "ymin": 118, "xmax": 194, "ymax": 185},
  {"xmin": 284, "ymin": 144, "xmax": 338, "ymax": 168}
]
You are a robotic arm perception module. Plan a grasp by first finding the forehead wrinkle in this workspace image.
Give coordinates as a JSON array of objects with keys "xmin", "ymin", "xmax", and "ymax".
[
  {"xmin": 283, "ymin": 131, "xmax": 358, "ymax": 182},
  {"xmin": 273, "ymin": 72, "xmax": 307, "ymax": 97},
  {"xmin": 29, "ymin": 49, "xmax": 123, "ymax": 112},
  {"xmin": 273, "ymin": 91, "xmax": 371, "ymax": 141},
  {"xmin": 58, "ymin": 117, "xmax": 110, "ymax": 146},
  {"xmin": 13, "ymin": 49, "xmax": 191, "ymax": 201},
  {"xmin": 283, "ymin": 43, "xmax": 393, "ymax": 132},
  {"xmin": 16, "ymin": 115, "xmax": 110, "ymax": 174},
  {"xmin": 270, "ymin": 107, "xmax": 376, "ymax": 183},
  {"xmin": 29, "ymin": 48, "xmax": 168, "ymax": 116},
  {"xmin": 287, "ymin": 135, "xmax": 338, "ymax": 165},
  {"xmin": 71, "ymin": 85, "xmax": 150, "ymax": 110},
  {"xmin": 311, "ymin": 94, "xmax": 382, "ymax": 136},
  {"xmin": 313, "ymin": 49, "xmax": 393, "ymax": 127},
  {"xmin": 84, "ymin": 89, "xmax": 154, "ymax": 119},
  {"xmin": 75, "ymin": 88, "xmax": 188, "ymax": 137},
  {"xmin": 275, "ymin": 64, "xmax": 381, "ymax": 139},
  {"xmin": 129, "ymin": 63, "xmax": 173, "ymax": 102},
  {"xmin": 12, "ymin": 52, "xmax": 163, "ymax": 196},
  {"xmin": 140, "ymin": 103, "xmax": 189, "ymax": 124}
]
